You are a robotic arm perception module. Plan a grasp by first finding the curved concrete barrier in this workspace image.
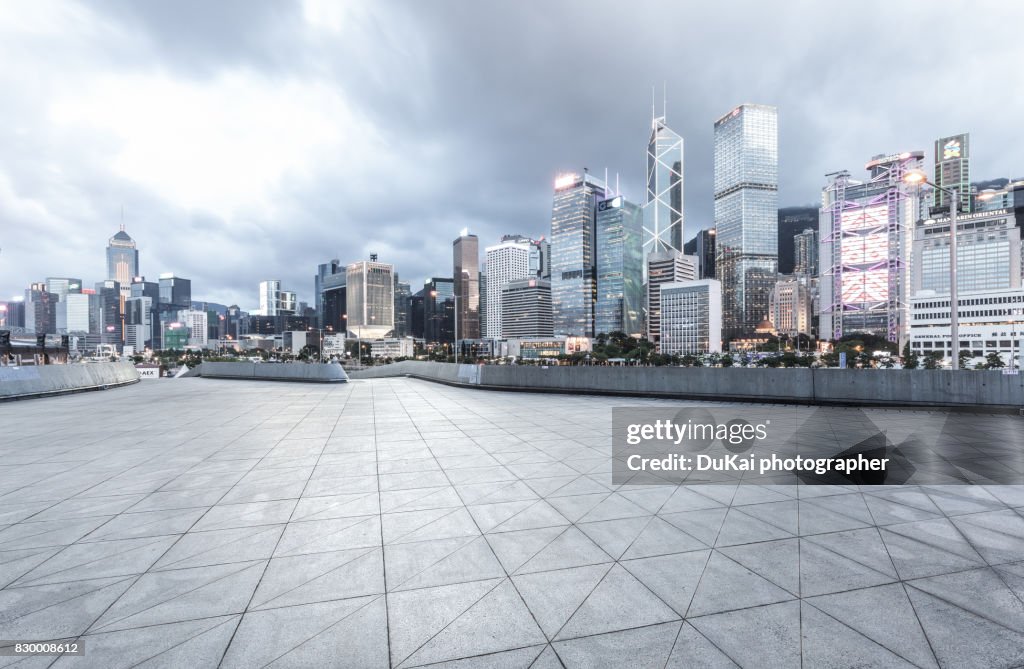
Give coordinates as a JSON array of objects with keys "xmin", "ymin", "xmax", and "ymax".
[
  {"xmin": 0, "ymin": 362, "xmax": 140, "ymax": 401},
  {"xmin": 350, "ymin": 361, "xmax": 1024, "ymax": 410},
  {"xmin": 195, "ymin": 361, "xmax": 349, "ymax": 383}
]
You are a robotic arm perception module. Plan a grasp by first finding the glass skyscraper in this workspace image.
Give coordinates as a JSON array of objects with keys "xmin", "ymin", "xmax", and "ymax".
[
  {"xmin": 106, "ymin": 226, "xmax": 139, "ymax": 300},
  {"xmin": 595, "ymin": 195, "xmax": 644, "ymax": 337},
  {"xmin": 713, "ymin": 104, "xmax": 778, "ymax": 339},
  {"xmin": 644, "ymin": 115, "xmax": 684, "ymax": 257},
  {"xmin": 452, "ymin": 232, "xmax": 481, "ymax": 340},
  {"xmin": 550, "ymin": 172, "xmax": 605, "ymax": 337}
]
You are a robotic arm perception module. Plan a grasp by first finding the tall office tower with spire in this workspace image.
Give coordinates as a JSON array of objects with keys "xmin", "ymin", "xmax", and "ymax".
[
  {"xmin": 643, "ymin": 104, "xmax": 684, "ymax": 261},
  {"xmin": 933, "ymin": 133, "xmax": 971, "ymax": 213},
  {"xmin": 107, "ymin": 225, "xmax": 139, "ymax": 302},
  {"xmin": 452, "ymin": 231, "xmax": 481, "ymax": 340},
  {"xmin": 713, "ymin": 104, "xmax": 778, "ymax": 339},
  {"xmin": 550, "ymin": 171, "xmax": 606, "ymax": 337}
]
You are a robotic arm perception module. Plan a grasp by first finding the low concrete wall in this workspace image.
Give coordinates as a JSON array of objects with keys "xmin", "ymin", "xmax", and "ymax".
[
  {"xmin": 350, "ymin": 361, "xmax": 1024, "ymax": 409},
  {"xmin": 0, "ymin": 362, "xmax": 140, "ymax": 401},
  {"xmin": 196, "ymin": 361, "xmax": 349, "ymax": 383}
]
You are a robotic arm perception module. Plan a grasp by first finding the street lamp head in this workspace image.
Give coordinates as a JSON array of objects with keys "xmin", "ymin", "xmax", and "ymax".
[{"xmin": 903, "ymin": 169, "xmax": 928, "ymax": 185}]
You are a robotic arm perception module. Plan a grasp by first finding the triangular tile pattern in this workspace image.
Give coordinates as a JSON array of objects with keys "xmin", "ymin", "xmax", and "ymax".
[{"xmin": 4, "ymin": 377, "xmax": 1022, "ymax": 667}]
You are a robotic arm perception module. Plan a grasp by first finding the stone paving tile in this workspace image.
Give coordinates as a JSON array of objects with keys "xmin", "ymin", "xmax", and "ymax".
[{"xmin": 0, "ymin": 377, "xmax": 1022, "ymax": 667}]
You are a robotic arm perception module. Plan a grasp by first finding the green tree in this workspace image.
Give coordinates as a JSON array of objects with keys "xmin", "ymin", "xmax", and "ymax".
[
  {"xmin": 720, "ymin": 353, "xmax": 734, "ymax": 367},
  {"xmin": 922, "ymin": 351, "xmax": 943, "ymax": 369},
  {"xmin": 985, "ymin": 352, "xmax": 1006, "ymax": 369},
  {"xmin": 958, "ymin": 349, "xmax": 972, "ymax": 370}
]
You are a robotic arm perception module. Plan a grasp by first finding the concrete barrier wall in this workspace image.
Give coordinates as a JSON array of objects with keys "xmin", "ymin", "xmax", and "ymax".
[
  {"xmin": 349, "ymin": 361, "xmax": 1024, "ymax": 408},
  {"xmin": 0, "ymin": 362, "xmax": 140, "ymax": 400},
  {"xmin": 197, "ymin": 361, "xmax": 349, "ymax": 383}
]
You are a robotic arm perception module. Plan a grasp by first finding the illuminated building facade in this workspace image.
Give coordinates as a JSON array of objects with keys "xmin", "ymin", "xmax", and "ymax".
[
  {"xmin": 106, "ymin": 226, "xmax": 139, "ymax": 302},
  {"xmin": 911, "ymin": 208, "xmax": 1020, "ymax": 296},
  {"xmin": 933, "ymin": 133, "xmax": 971, "ymax": 214},
  {"xmin": 453, "ymin": 232, "xmax": 481, "ymax": 340},
  {"xmin": 819, "ymin": 151, "xmax": 924, "ymax": 343},
  {"xmin": 714, "ymin": 104, "xmax": 778, "ymax": 339},
  {"xmin": 595, "ymin": 195, "xmax": 644, "ymax": 336},
  {"xmin": 550, "ymin": 171, "xmax": 606, "ymax": 337}
]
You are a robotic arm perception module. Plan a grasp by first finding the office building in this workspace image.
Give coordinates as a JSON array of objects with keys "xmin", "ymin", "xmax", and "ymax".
[
  {"xmin": 453, "ymin": 232, "xmax": 481, "ymax": 340},
  {"xmin": 0, "ymin": 299, "xmax": 25, "ymax": 329},
  {"xmin": 684, "ymin": 229, "xmax": 717, "ymax": 280},
  {"xmin": 479, "ymin": 271, "xmax": 487, "ymax": 336},
  {"xmin": 777, "ymin": 207, "xmax": 818, "ymax": 274},
  {"xmin": 485, "ymin": 237, "xmax": 534, "ymax": 338},
  {"xmin": 501, "ymin": 278, "xmax": 553, "ymax": 338},
  {"xmin": 660, "ymin": 279, "xmax": 723, "ymax": 355},
  {"xmin": 714, "ymin": 104, "xmax": 778, "ymax": 339},
  {"xmin": 346, "ymin": 257, "xmax": 394, "ymax": 339},
  {"xmin": 45, "ymin": 278, "xmax": 83, "ymax": 301},
  {"xmin": 423, "ymin": 278, "xmax": 455, "ymax": 343},
  {"xmin": 595, "ymin": 195, "xmax": 644, "ymax": 336},
  {"xmin": 321, "ymin": 272, "xmax": 347, "ymax": 335},
  {"xmin": 409, "ymin": 289, "xmax": 426, "ymax": 340},
  {"xmin": 793, "ymin": 228, "xmax": 819, "ymax": 276},
  {"xmin": 909, "ymin": 288, "xmax": 1024, "ymax": 367},
  {"xmin": 820, "ymin": 152, "xmax": 925, "ymax": 343},
  {"xmin": 56, "ymin": 293, "xmax": 91, "ymax": 334},
  {"xmin": 125, "ymin": 296, "xmax": 154, "ymax": 351},
  {"xmin": 107, "ymin": 225, "xmax": 139, "ymax": 301},
  {"xmin": 257, "ymin": 280, "xmax": 297, "ymax": 316},
  {"xmin": 394, "ymin": 278, "xmax": 411, "ymax": 338},
  {"xmin": 770, "ymin": 274, "xmax": 814, "ymax": 337},
  {"xmin": 315, "ymin": 259, "xmax": 342, "ymax": 327},
  {"xmin": 25, "ymin": 283, "xmax": 56, "ymax": 334},
  {"xmin": 370, "ymin": 337, "xmax": 415, "ymax": 359},
  {"xmin": 647, "ymin": 250, "xmax": 697, "ymax": 348},
  {"xmin": 643, "ymin": 112, "xmax": 684, "ymax": 256},
  {"xmin": 550, "ymin": 171, "xmax": 606, "ymax": 337},
  {"xmin": 934, "ymin": 133, "xmax": 971, "ymax": 213},
  {"xmin": 911, "ymin": 207, "xmax": 1020, "ymax": 295},
  {"xmin": 159, "ymin": 274, "xmax": 192, "ymax": 309},
  {"xmin": 93, "ymin": 280, "xmax": 122, "ymax": 346}
]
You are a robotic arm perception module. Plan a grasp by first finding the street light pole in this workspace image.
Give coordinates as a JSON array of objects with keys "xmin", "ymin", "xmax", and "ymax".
[{"xmin": 949, "ymin": 186, "xmax": 959, "ymax": 370}]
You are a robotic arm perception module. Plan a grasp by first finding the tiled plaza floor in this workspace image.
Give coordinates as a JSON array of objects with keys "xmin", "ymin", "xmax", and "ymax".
[{"xmin": 1, "ymin": 377, "xmax": 1024, "ymax": 668}]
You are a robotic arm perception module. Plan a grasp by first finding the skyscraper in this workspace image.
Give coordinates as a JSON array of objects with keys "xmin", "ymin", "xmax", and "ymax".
[
  {"xmin": 501, "ymin": 278, "xmax": 553, "ymax": 338},
  {"xmin": 684, "ymin": 229, "xmax": 717, "ymax": 280},
  {"xmin": 819, "ymin": 151, "xmax": 924, "ymax": 343},
  {"xmin": 484, "ymin": 236, "xmax": 534, "ymax": 339},
  {"xmin": 934, "ymin": 133, "xmax": 971, "ymax": 213},
  {"xmin": 107, "ymin": 226, "xmax": 139, "ymax": 302},
  {"xmin": 647, "ymin": 251, "xmax": 697, "ymax": 349},
  {"xmin": 660, "ymin": 280, "xmax": 723, "ymax": 355},
  {"xmin": 423, "ymin": 278, "xmax": 454, "ymax": 343},
  {"xmin": 394, "ymin": 278, "xmax": 411, "ymax": 338},
  {"xmin": 714, "ymin": 104, "xmax": 778, "ymax": 339},
  {"xmin": 643, "ymin": 112, "xmax": 684, "ymax": 256},
  {"xmin": 452, "ymin": 232, "xmax": 481, "ymax": 340},
  {"xmin": 595, "ymin": 195, "xmax": 644, "ymax": 336},
  {"xmin": 777, "ymin": 207, "xmax": 818, "ymax": 274},
  {"xmin": 346, "ymin": 257, "xmax": 394, "ymax": 339},
  {"xmin": 93, "ymin": 280, "xmax": 122, "ymax": 346},
  {"xmin": 550, "ymin": 171, "xmax": 606, "ymax": 337},
  {"xmin": 793, "ymin": 228, "xmax": 819, "ymax": 276},
  {"xmin": 315, "ymin": 259, "xmax": 342, "ymax": 327}
]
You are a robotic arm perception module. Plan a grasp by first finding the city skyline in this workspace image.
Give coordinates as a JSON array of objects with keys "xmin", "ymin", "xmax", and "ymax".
[{"xmin": 1, "ymin": 1, "xmax": 1022, "ymax": 307}]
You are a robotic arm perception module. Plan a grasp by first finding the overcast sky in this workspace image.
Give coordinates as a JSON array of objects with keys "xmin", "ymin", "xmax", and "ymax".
[{"xmin": 1, "ymin": 0, "xmax": 1021, "ymax": 309}]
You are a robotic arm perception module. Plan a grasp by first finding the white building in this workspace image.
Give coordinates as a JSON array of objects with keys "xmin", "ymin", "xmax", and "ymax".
[
  {"xmin": 322, "ymin": 333, "xmax": 347, "ymax": 357},
  {"xmin": 56, "ymin": 293, "xmax": 91, "ymax": 334},
  {"xmin": 647, "ymin": 250, "xmax": 697, "ymax": 349},
  {"xmin": 180, "ymin": 309, "xmax": 209, "ymax": 348},
  {"xmin": 484, "ymin": 238, "xmax": 534, "ymax": 338},
  {"xmin": 257, "ymin": 280, "xmax": 297, "ymax": 316},
  {"xmin": 124, "ymin": 296, "xmax": 153, "ymax": 352},
  {"xmin": 909, "ymin": 288, "xmax": 1024, "ymax": 367},
  {"xmin": 370, "ymin": 337, "xmax": 415, "ymax": 359},
  {"xmin": 769, "ymin": 275, "xmax": 813, "ymax": 337},
  {"xmin": 659, "ymin": 279, "xmax": 723, "ymax": 355},
  {"xmin": 347, "ymin": 258, "xmax": 394, "ymax": 339}
]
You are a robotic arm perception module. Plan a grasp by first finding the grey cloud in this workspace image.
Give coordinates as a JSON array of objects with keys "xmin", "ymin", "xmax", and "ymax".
[{"xmin": 1, "ymin": 0, "xmax": 1021, "ymax": 307}]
